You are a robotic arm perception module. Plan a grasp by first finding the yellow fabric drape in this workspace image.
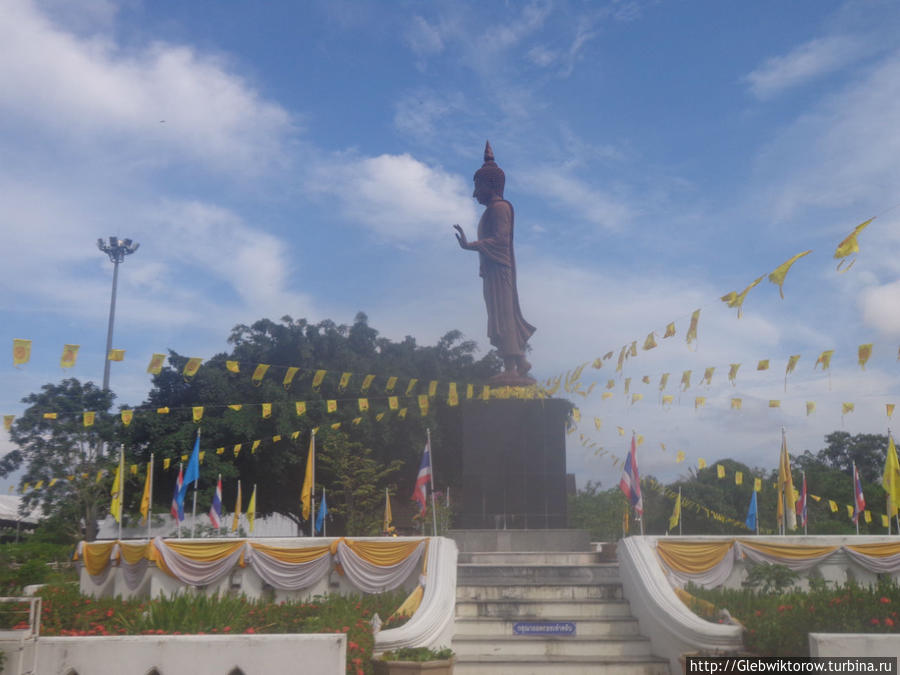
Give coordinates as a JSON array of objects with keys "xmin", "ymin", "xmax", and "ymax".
[
  {"xmin": 390, "ymin": 584, "xmax": 424, "ymax": 619},
  {"xmin": 80, "ymin": 542, "xmax": 117, "ymax": 576},
  {"xmin": 656, "ymin": 540, "xmax": 734, "ymax": 574},
  {"xmin": 161, "ymin": 540, "xmax": 245, "ymax": 563},
  {"xmin": 119, "ymin": 541, "xmax": 153, "ymax": 565},
  {"xmin": 341, "ymin": 538, "xmax": 425, "ymax": 566},
  {"xmin": 250, "ymin": 542, "xmax": 332, "ymax": 564},
  {"xmin": 846, "ymin": 542, "xmax": 900, "ymax": 558},
  {"xmin": 739, "ymin": 541, "xmax": 837, "ymax": 560}
]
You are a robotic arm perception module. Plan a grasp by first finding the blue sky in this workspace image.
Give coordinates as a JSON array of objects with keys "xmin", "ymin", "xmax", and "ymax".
[{"xmin": 3, "ymin": 0, "xmax": 900, "ymax": 493}]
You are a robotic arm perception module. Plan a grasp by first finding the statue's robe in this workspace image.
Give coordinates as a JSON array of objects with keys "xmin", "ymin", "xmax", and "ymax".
[{"xmin": 472, "ymin": 199, "xmax": 535, "ymax": 357}]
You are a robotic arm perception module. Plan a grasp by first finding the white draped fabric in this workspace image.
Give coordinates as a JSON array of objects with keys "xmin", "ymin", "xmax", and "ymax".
[
  {"xmin": 663, "ymin": 545, "xmax": 738, "ymax": 589},
  {"xmin": 245, "ymin": 546, "xmax": 333, "ymax": 591},
  {"xmin": 152, "ymin": 538, "xmax": 247, "ymax": 587},
  {"xmin": 844, "ymin": 546, "xmax": 900, "ymax": 574},
  {"xmin": 735, "ymin": 540, "xmax": 839, "ymax": 572},
  {"xmin": 335, "ymin": 539, "xmax": 426, "ymax": 593}
]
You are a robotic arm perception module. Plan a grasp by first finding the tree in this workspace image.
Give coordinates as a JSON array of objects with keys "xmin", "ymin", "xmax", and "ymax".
[
  {"xmin": 567, "ymin": 481, "xmax": 627, "ymax": 540},
  {"xmin": 814, "ymin": 431, "xmax": 887, "ymax": 484},
  {"xmin": 1, "ymin": 379, "xmax": 116, "ymax": 541},
  {"xmin": 316, "ymin": 430, "xmax": 402, "ymax": 535}
]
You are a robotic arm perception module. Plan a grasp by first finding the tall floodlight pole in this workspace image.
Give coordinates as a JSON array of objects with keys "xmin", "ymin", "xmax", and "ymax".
[{"xmin": 97, "ymin": 237, "xmax": 139, "ymax": 390}]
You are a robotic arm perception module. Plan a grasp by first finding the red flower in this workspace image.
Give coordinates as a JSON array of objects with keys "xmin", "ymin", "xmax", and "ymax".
[
  {"xmin": 349, "ymin": 641, "xmax": 359, "ymax": 650},
  {"xmin": 224, "ymin": 626, "xmax": 232, "ymax": 633},
  {"xmin": 106, "ymin": 609, "xmax": 114, "ymax": 617},
  {"xmin": 881, "ymin": 597, "xmax": 891, "ymax": 604},
  {"xmin": 885, "ymin": 617, "xmax": 894, "ymax": 627},
  {"xmin": 871, "ymin": 618, "xmax": 880, "ymax": 625},
  {"xmin": 245, "ymin": 627, "xmax": 256, "ymax": 634},
  {"xmin": 755, "ymin": 610, "xmax": 762, "ymax": 617}
]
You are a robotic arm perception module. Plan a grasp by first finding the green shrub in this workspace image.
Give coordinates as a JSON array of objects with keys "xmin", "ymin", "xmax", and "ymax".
[{"xmin": 379, "ymin": 647, "xmax": 454, "ymax": 662}]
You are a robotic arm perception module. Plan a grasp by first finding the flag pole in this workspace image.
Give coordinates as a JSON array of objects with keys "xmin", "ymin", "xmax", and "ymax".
[
  {"xmin": 147, "ymin": 453, "xmax": 154, "ymax": 541},
  {"xmin": 427, "ymin": 428, "xmax": 437, "ymax": 536},
  {"xmin": 803, "ymin": 471, "xmax": 808, "ymax": 536},
  {"xmin": 781, "ymin": 427, "xmax": 787, "ymax": 535},
  {"xmin": 853, "ymin": 461, "xmax": 860, "ymax": 535},
  {"xmin": 191, "ymin": 428, "xmax": 201, "ymax": 538},
  {"xmin": 117, "ymin": 445, "xmax": 124, "ymax": 541},
  {"xmin": 311, "ymin": 430, "xmax": 316, "ymax": 537},
  {"xmin": 177, "ymin": 462, "xmax": 182, "ymax": 539},
  {"xmin": 322, "ymin": 487, "xmax": 327, "ymax": 537},
  {"xmin": 217, "ymin": 473, "xmax": 222, "ymax": 535},
  {"xmin": 678, "ymin": 487, "xmax": 682, "ymax": 536}
]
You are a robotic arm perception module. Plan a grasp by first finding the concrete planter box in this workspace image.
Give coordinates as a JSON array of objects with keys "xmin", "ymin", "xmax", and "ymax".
[{"xmin": 373, "ymin": 656, "xmax": 455, "ymax": 675}]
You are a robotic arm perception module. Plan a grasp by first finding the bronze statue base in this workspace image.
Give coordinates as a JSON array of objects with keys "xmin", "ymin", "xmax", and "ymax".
[{"xmin": 488, "ymin": 372, "xmax": 537, "ymax": 386}]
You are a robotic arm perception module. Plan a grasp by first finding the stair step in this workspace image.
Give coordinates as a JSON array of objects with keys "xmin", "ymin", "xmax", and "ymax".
[
  {"xmin": 456, "ymin": 598, "xmax": 633, "ymax": 619},
  {"xmin": 458, "ymin": 551, "xmax": 602, "ymax": 565},
  {"xmin": 457, "ymin": 583, "xmax": 622, "ymax": 601},
  {"xmin": 458, "ymin": 563, "xmax": 619, "ymax": 585},
  {"xmin": 454, "ymin": 616, "xmax": 640, "ymax": 637},
  {"xmin": 453, "ymin": 654, "xmax": 670, "ymax": 675},
  {"xmin": 452, "ymin": 634, "xmax": 655, "ymax": 658}
]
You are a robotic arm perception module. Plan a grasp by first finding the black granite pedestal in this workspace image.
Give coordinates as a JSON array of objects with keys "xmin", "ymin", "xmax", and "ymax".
[{"xmin": 458, "ymin": 398, "xmax": 569, "ymax": 529}]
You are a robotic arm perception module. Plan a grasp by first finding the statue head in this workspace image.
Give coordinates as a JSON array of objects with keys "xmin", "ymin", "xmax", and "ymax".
[{"xmin": 473, "ymin": 140, "xmax": 505, "ymax": 199}]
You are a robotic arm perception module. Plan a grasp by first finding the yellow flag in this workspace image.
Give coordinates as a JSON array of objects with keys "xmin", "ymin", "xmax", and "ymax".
[
  {"xmin": 659, "ymin": 373, "xmax": 669, "ymax": 391},
  {"xmin": 283, "ymin": 366, "xmax": 299, "ymax": 389},
  {"xmin": 388, "ymin": 396, "xmax": 399, "ymax": 410},
  {"xmin": 301, "ymin": 433, "xmax": 315, "ymax": 520},
  {"xmin": 48, "ymin": 478, "xmax": 58, "ymax": 487},
  {"xmin": 295, "ymin": 401, "xmax": 306, "ymax": 417},
  {"xmin": 246, "ymin": 485, "xmax": 257, "ymax": 533},
  {"xmin": 815, "ymin": 350, "xmax": 834, "ymax": 370},
  {"xmin": 109, "ymin": 449, "xmax": 124, "ymax": 524},
  {"xmin": 139, "ymin": 461, "xmax": 152, "ymax": 525},
  {"xmin": 676, "ymin": 451, "xmax": 685, "ymax": 463},
  {"xmin": 191, "ymin": 406, "xmax": 203, "ymax": 422},
  {"xmin": 121, "ymin": 410, "xmax": 133, "ymax": 426},
  {"xmin": 757, "ymin": 360, "xmax": 769, "ymax": 371},
  {"xmin": 735, "ymin": 471, "xmax": 743, "ymax": 485},
  {"xmin": 358, "ymin": 398, "xmax": 369, "ymax": 412},
  {"xmin": 3, "ymin": 415, "xmax": 13, "ymax": 431},
  {"xmin": 448, "ymin": 383, "xmax": 458, "ymax": 407},
  {"xmin": 883, "ymin": 435, "xmax": 900, "ymax": 516},
  {"xmin": 883, "ymin": 514, "xmax": 891, "ymax": 528},
  {"xmin": 147, "ymin": 353, "xmax": 166, "ymax": 374},
  {"xmin": 731, "ymin": 398, "xmax": 742, "ymax": 410},
  {"xmin": 681, "ymin": 370, "xmax": 691, "ymax": 391},
  {"xmin": 643, "ymin": 332, "xmax": 657, "ymax": 350},
  {"xmin": 428, "ymin": 380, "xmax": 438, "ymax": 397},
  {"xmin": 701, "ymin": 367, "xmax": 714, "ymax": 386},
  {"xmin": 34, "ymin": 480, "xmax": 44, "ymax": 490},
  {"xmin": 835, "ymin": 217, "xmax": 874, "ymax": 264},
  {"xmin": 754, "ymin": 478, "xmax": 762, "ymax": 492},
  {"xmin": 406, "ymin": 378, "xmax": 419, "ymax": 395},
  {"xmin": 232, "ymin": 481, "xmax": 242, "ymax": 532},
  {"xmin": 616, "ymin": 426, "xmax": 625, "ymax": 436},
  {"xmin": 616, "ymin": 345, "xmax": 626, "ymax": 372},
  {"xmin": 376, "ymin": 412, "xmax": 385, "ymax": 422},
  {"xmin": 721, "ymin": 275, "xmax": 764, "ymax": 318},
  {"xmin": 107, "ymin": 349, "xmax": 125, "ymax": 361},
  {"xmin": 233, "ymin": 444, "xmax": 242, "ymax": 457},
  {"xmin": 261, "ymin": 403, "xmax": 272, "ymax": 419},
  {"xmin": 728, "ymin": 363, "xmax": 740, "ymax": 385},
  {"xmin": 383, "ymin": 489, "xmax": 394, "ymax": 534},
  {"xmin": 398, "ymin": 408, "xmax": 408, "ymax": 419},
  {"xmin": 226, "ymin": 360, "xmax": 240, "ymax": 373},
  {"xmin": 629, "ymin": 341, "xmax": 638, "ymax": 357},
  {"xmin": 777, "ymin": 434, "xmax": 797, "ymax": 530},
  {"xmin": 291, "ymin": 431, "xmax": 300, "ymax": 440},
  {"xmin": 698, "ymin": 458, "xmax": 707, "ymax": 469},
  {"xmin": 386, "ymin": 376, "xmax": 398, "ymax": 392},
  {"xmin": 669, "ymin": 492, "xmax": 681, "ymax": 530},
  {"xmin": 632, "ymin": 393, "xmax": 643, "ymax": 404},
  {"xmin": 360, "ymin": 374, "xmax": 375, "ymax": 392},
  {"xmin": 592, "ymin": 357, "xmax": 603, "ymax": 369},
  {"xmin": 83, "ymin": 411, "xmax": 95, "ymax": 427},
  {"xmin": 888, "ymin": 404, "xmax": 895, "ymax": 419},
  {"xmin": 768, "ymin": 250, "xmax": 812, "ymax": 298},
  {"xmin": 312, "ymin": 369, "xmax": 327, "ymax": 390},
  {"xmin": 339, "ymin": 372, "xmax": 351, "ymax": 391},
  {"xmin": 858, "ymin": 344, "xmax": 873, "ymax": 369},
  {"xmin": 624, "ymin": 377, "xmax": 631, "ymax": 395},
  {"xmin": 43, "ymin": 412, "xmax": 58, "ymax": 420},
  {"xmin": 828, "ymin": 500, "xmax": 837, "ymax": 513},
  {"xmin": 594, "ymin": 417, "xmax": 603, "ymax": 431},
  {"xmin": 842, "ymin": 402, "xmax": 854, "ymax": 415},
  {"xmin": 806, "ymin": 401, "xmax": 816, "ymax": 416},
  {"xmin": 13, "ymin": 339, "xmax": 31, "ymax": 366},
  {"xmin": 60, "ymin": 344, "xmax": 79, "ymax": 368},
  {"xmin": 865, "ymin": 510, "xmax": 872, "ymax": 523},
  {"xmin": 163, "ymin": 458, "xmax": 171, "ymax": 470},
  {"xmin": 664, "ymin": 322, "xmax": 676, "ymax": 338},
  {"xmin": 130, "ymin": 464, "xmax": 137, "ymax": 475},
  {"xmin": 662, "ymin": 394, "xmax": 674, "ymax": 405},
  {"xmin": 695, "ymin": 397, "xmax": 705, "ymax": 409},
  {"xmin": 326, "ymin": 400, "xmax": 337, "ymax": 413},
  {"xmin": 199, "ymin": 451, "xmax": 205, "ymax": 462},
  {"xmin": 769, "ymin": 400, "xmax": 780, "ymax": 408},
  {"xmin": 466, "ymin": 384, "xmax": 474, "ymax": 399},
  {"xmin": 845, "ymin": 504, "xmax": 854, "ymax": 518},
  {"xmin": 351, "ymin": 417, "xmax": 362, "ymax": 426},
  {"xmin": 602, "ymin": 392, "xmax": 614, "ymax": 400},
  {"xmin": 786, "ymin": 355, "xmax": 801, "ymax": 375},
  {"xmin": 481, "ymin": 386, "xmax": 490, "ymax": 401},
  {"xmin": 418, "ymin": 394, "xmax": 429, "ymax": 416},
  {"xmin": 686, "ymin": 309, "xmax": 700, "ymax": 345},
  {"xmin": 183, "ymin": 357, "xmax": 203, "ymax": 380},
  {"xmin": 717, "ymin": 464, "xmax": 725, "ymax": 479},
  {"xmin": 252, "ymin": 364, "xmax": 270, "ymax": 385},
  {"xmin": 252, "ymin": 440, "xmax": 260, "ymax": 453}
]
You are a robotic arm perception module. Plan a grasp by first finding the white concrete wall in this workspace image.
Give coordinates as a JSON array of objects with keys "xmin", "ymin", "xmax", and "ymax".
[
  {"xmin": 35, "ymin": 633, "xmax": 345, "ymax": 675},
  {"xmin": 809, "ymin": 633, "xmax": 900, "ymax": 657}
]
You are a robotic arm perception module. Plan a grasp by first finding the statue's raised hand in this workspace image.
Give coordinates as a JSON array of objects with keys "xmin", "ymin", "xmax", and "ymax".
[{"xmin": 453, "ymin": 224, "xmax": 470, "ymax": 250}]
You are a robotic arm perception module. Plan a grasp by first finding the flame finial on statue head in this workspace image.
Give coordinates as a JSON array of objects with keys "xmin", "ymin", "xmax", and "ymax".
[{"xmin": 474, "ymin": 140, "xmax": 505, "ymax": 196}]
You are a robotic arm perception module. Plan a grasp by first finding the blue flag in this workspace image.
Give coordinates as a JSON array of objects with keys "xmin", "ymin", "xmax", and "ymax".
[
  {"xmin": 315, "ymin": 490, "xmax": 328, "ymax": 534},
  {"xmin": 177, "ymin": 431, "xmax": 201, "ymax": 509},
  {"xmin": 745, "ymin": 490, "xmax": 758, "ymax": 531}
]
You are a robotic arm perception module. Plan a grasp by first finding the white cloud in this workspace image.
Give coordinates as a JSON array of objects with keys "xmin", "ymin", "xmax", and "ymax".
[
  {"xmin": 527, "ymin": 45, "xmax": 557, "ymax": 67},
  {"xmin": 745, "ymin": 35, "xmax": 864, "ymax": 99},
  {"xmin": 306, "ymin": 153, "xmax": 478, "ymax": 243},
  {"xmin": 393, "ymin": 90, "xmax": 466, "ymax": 143},
  {"xmin": 521, "ymin": 167, "xmax": 635, "ymax": 231},
  {"xmin": 404, "ymin": 15, "xmax": 445, "ymax": 57},
  {"xmin": 860, "ymin": 281, "xmax": 900, "ymax": 337},
  {"xmin": 0, "ymin": 0, "xmax": 294, "ymax": 174}
]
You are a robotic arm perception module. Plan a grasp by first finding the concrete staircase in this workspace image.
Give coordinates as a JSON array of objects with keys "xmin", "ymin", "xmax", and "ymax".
[{"xmin": 452, "ymin": 549, "xmax": 670, "ymax": 674}]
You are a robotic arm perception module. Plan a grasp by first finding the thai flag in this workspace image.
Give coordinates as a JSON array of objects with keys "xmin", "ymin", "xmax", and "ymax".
[
  {"xmin": 209, "ymin": 476, "xmax": 223, "ymax": 529},
  {"xmin": 618, "ymin": 433, "xmax": 643, "ymax": 515},
  {"xmin": 170, "ymin": 466, "xmax": 184, "ymax": 522},
  {"xmin": 411, "ymin": 440, "xmax": 432, "ymax": 517},
  {"xmin": 852, "ymin": 464, "xmax": 865, "ymax": 524},
  {"xmin": 796, "ymin": 472, "xmax": 807, "ymax": 528}
]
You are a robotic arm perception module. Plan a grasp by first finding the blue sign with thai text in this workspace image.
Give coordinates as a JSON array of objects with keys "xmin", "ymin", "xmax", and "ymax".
[{"xmin": 512, "ymin": 621, "xmax": 576, "ymax": 636}]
